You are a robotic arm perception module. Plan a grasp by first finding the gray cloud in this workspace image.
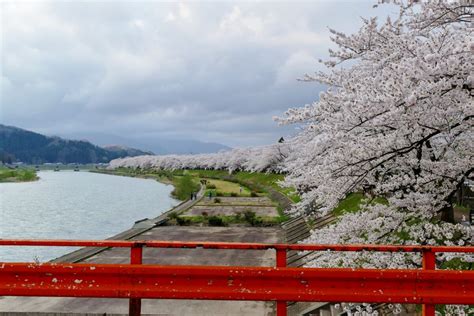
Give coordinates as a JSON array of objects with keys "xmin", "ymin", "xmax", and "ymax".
[{"xmin": 1, "ymin": 0, "xmax": 395, "ymax": 147}]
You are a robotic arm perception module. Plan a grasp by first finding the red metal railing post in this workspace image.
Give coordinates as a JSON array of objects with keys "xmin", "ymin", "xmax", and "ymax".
[
  {"xmin": 276, "ymin": 248, "xmax": 287, "ymax": 316},
  {"xmin": 129, "ymin": 244, "xmax": 143, "ymax": 316},
  {"xmin": 422, "ymin": 249, "xmax": 436, "ymax": 316}
]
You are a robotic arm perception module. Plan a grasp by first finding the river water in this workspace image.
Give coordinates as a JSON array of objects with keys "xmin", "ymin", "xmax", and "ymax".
[{"xmin": 0, "ymin": 171, "xmax": 178, "ymax": 262}]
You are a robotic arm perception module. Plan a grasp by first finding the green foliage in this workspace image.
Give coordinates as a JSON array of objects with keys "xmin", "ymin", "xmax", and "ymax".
[
  {"xmin": 250, "ymin": 191, "xmax": 258, "ymax": 197},
  {"xmin": 171, "ymin": 213, "xmax": 280, "ymax": 227},
  {"xmin": 176, "ymin": 217, "xmax": 191, "ymax": 226},
  {"xmin": 440, "ymin": 257, "xmax": 473, "ymax": 270},
  {"xmin": 206, "ymin": 183, "xmax": 217, "ymax": 189},
  {"xmin": 243, "ymin": 210, "xmax": 263, "ymax": 226},
  {"xmin": 171, "ymin": 175, "xmax": 200, "ymax": 200},
  {"xmin": 185, "ymin": 169, "xmax": 299, "ymax": 202},
  {"xmin": 332, "ymin": 193, "xmax": 365, "ymax": 216},
  {"xmin": 0, "ymin": 167, "xmax": 38, "ymax": 182},
  {"xmin": 167, "ymin": 212, "xmax": 179, "ymax": 220},
  {"xmin": 332, "ymin": 193, "xmax": 389, "ymax": 217},
  {"xmin": 244, "ymin": 210, "xmax": 256, "ymax": 222},
  {"xmin": 208, "ymin": 216, "xmax": 226, "ymax": 226},
  {"xmin": 230, "ymin": 192, "xmax": 238, "ymax": 197}
]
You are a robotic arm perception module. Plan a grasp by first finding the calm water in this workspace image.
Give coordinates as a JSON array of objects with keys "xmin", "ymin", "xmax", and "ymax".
[{"xmin": 0, "ymin": 171, "xmax": 178, "ymax": 262}]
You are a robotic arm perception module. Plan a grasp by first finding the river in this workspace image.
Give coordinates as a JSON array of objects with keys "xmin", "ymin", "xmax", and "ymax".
[{"xmin": 0, "ymin": 171, "xmax": 179, "ymax": 262}]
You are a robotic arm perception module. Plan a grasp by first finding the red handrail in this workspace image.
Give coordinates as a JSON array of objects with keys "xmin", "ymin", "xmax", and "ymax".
[
  {"xmin": 1, "ymin": 239, "xmax": 473, "ymax": 316},
  {"xmin": 2, "ymin": 238, "xmax": 474, "ymax": 252}
]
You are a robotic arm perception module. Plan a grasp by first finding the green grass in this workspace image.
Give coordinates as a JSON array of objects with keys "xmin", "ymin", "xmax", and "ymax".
[
  {"xmin": 232, "ymin": 171, "xmax": 300, "ymax": 202},
  {"xmin": 185, "ymin": 169, "xmax": 300, "ymax": 202},
  {"xmin": 175, "ymin": 214, "xmax": 282, "ymax": 226},
  {"xmin": 0, "ymin": 167, "xmax": 38, "ymax": 182},
  {"xmin": 332, "ymin": 193, "xmax": 365, "ymax": 216},
  {"xmin": 171, "ymin": 174, "xmax": 200, "ymax": 200},
  {"xmin": 97, "ymin": 168, "xmax": 199, "ymax": 201},
  {"xmin": 204, "ymin": 179, "xmax": 251, "ymax": 196},
  {"xmin": 332, "ymin": 193, "xmax": 389, "ymax": 217}
]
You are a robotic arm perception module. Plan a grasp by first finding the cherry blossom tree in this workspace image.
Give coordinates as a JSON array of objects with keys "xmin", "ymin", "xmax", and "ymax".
[
  {"xmin": 108, "ymin": 142, "xmax": 289, "ymax": 173},
  {"xmin": 279, "ymin": 0, "xmax": 472, "ymax": 222},
  {"xmin": 278, "ymin": 2, "xmax": 473, "ymax": 313}
]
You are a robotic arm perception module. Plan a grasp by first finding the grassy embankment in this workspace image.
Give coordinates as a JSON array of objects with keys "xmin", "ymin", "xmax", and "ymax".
[
  {"xmin": 93, "ymin": 168, "xmax": 200, "ymax": 201},
  {"xmin": 0, "ymin": 167, "xmax": 38, "ymax": 182},
  {"xmin": 97, "ymin": 168, "xmax": 297, "ymax": 202},
  {"xmin": 184, "ymin": 169, "xmax": 300, "ymax": 203},
  {"xmin": 95, "ymin": 168, "xmax": 295, "ymax": 224}
]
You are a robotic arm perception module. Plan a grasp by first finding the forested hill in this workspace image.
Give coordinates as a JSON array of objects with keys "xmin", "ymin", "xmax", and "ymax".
[{"xmin": 0, "ymin": 124, "xmax": 153, "ymax": 164}]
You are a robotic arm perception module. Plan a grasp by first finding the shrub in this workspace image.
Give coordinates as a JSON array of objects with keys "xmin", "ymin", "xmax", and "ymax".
[
  {"xmin": 216, "ymin": 191, "xmax": 224, "ymax": 196},
  {"xmin": 230, "ymin": 192, "xmax": 238, "ymax": 197},
  {"xmin": 206, "ymin": 183, "xmax": 217, "ymax": 189},
  {"xmin": 244, "ymin": 210, "xmax": 256, "ymax": 222},
  {"xmin": 176, "ymin": 217, "xmax": 191, "ymax": 226},
  {"xmin": 243, "ymin": 210, "xmax": 262, "ymax": 226},
  {"xmin": 208, "ymin": 216, "xmax": 225, "ymax": 226},
  {"xmin": 214, "ymin": 198, "xmax": 221, "ymax": 203},
  {"xmin": 168, "ymin": 212, "xmax": 179, "ymax": 220},
  {"xmin": 250, "ymin": 191, "xmax": 258, "ymax": 197},
  {"xmin": 235, "ymin": 212, "xmax": 242, "ymax": 221},
  {"xmin": 250, "ymin": 217, "xmax": 263, "ymax": 226},
  {"xmin": 202, "ymin": 211, "xmax": 209, "ymax": 217}
]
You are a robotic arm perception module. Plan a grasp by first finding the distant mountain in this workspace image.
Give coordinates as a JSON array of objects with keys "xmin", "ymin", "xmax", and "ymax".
[
  {"xmin": 102, "ymin": 145, "xmax": 153, "ymax": 158},
  {"xmin": 0, "ymin": 124, "xmax": 152, "ymax": 164},
  {"xmin": 59, "ymin": 132, "xmax": 231, "ymax": 155}
]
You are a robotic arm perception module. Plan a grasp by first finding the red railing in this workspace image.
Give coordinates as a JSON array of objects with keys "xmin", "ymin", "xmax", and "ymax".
[{"xmin": 1, "ymin": 239, "xmax": 474, "ymax": 316}]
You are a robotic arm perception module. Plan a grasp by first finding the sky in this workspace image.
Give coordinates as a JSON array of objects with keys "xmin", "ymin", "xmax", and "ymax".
[{"xmin": 1, "ymin": 0, "xmax": 395, "ymax": 148}]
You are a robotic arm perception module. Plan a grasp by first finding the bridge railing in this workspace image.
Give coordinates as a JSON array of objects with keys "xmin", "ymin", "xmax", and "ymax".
[{"xmin": 1, "ymin": 239, "xmax": 474, "ymax": 316}]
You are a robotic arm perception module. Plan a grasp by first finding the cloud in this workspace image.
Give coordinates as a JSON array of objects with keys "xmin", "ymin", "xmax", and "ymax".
[{"xmin": 0, "ymin": 0, "xmax": 395, "ymax": 147}]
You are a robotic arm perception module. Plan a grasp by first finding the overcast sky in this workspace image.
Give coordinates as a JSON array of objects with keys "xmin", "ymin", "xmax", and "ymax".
[{"xmin": 1, "ymin": 1, "xmax": 395, "ymax": 147}]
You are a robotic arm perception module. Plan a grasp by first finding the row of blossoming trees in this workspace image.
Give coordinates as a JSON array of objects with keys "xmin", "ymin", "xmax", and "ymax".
[
  {"xmin": 110, "ymin": 1, "xmax": 473, "ymax": 272},
  {"xmin": 109, "ymin": 143, "xmax": 289, "ymax": 174}
]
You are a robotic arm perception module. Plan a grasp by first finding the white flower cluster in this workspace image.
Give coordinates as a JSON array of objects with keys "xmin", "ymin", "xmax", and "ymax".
[
  {"xmin": 278, "ymin": 1, "xmax": 473, "ymax": 218},
  {"xmin": 302, "ymin": 203, "xmax": 472, "ymax": 269},
  {"xmin": 108, "ymin": 143, "xmax": 289, "ymax": 173},
  {"xmin": 285, "ymin": 2, "xmax": 473, "ymax": 311}
]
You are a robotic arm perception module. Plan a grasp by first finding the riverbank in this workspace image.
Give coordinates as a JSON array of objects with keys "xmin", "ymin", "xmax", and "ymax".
[
  {"xmin": 95, "ymin": 167, "xmax": 296, "ymax": 202},
  {"xmin": 91, "ymin": 169, "xmax": 200, "ymax": 201},
  {"xmin": 0, "ymin": 167, "xmax": 38, "ymax": 182},
  {"xmin": 93, "ymin": 168, "xmax": 293, "ymax": 223}
]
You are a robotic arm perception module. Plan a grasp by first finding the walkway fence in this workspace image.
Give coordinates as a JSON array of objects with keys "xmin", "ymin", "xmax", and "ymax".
[{"xmin": 1, "ymin": 239, "xmax": 474, "ymax": 316}]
